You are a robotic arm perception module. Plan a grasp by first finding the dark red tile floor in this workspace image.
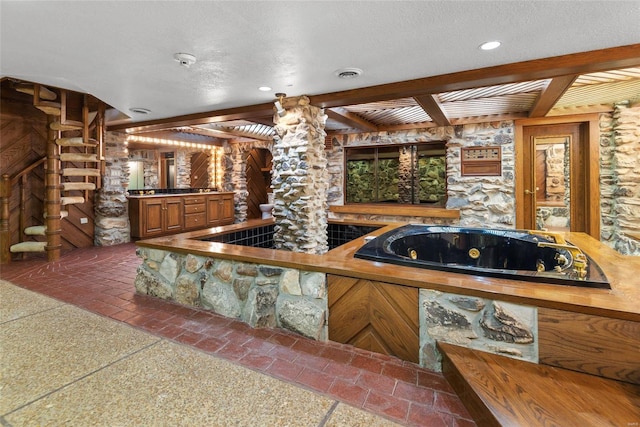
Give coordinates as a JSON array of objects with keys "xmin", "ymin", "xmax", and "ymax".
[{"xmin": 0, "ymin": 243, "xmax": 475, "ymax": 427}]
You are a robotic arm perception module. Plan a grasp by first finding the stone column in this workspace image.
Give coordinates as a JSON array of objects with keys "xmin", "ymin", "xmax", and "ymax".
[
  {"xmin": 94, "ymin": 131, "xmax": 130, "ymax": 245},
  {"xmin": 175, "ymin": 148, "xmax": 192, "ymax": 188},
  {"xmin": 272, "ymin": 96, "xmax": 328, "ymax": 254}
]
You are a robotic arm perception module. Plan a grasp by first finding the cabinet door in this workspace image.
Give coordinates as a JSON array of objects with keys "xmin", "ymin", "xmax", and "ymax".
[
  {"xmin": 143, "ymin": 199, "xmax": 164, "ymax": 236},
  {"xmin": 220, "ymin": 194, "xmax": 235, "ymax": 222},
  {"xmin": 206, "ymin": 195, "xmax": 221, "ymax": 225},
  {"xmin": 165, "ymin": 198, "xmax": 184, "ymax": 232}
]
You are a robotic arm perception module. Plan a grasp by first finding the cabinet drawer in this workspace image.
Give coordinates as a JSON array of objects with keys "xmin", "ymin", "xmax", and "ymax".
[
  {"xmin": 184, "ymin": 197, "xmax": 205, "ymax": 205},
  {"xmin": 184, "ymin": 212, "xmax": 206, "ymax": 229},
  {"xmin": 184, "ymin": 203, "xmax": 205, "ymax": 214}
]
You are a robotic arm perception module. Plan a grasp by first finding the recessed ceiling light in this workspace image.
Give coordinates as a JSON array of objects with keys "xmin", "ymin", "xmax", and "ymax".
[
  {"xmin": 479, "ymin": 41, "xmax": 501, "ymax": 51},
  {"xmin": 335, "ymin": 67, "xmax": 363, "ymax": 79},
  {"xmin": 258, "ymin": 86, "xmax": 272, "ymax": 92},
  {"xmin": 129, "ymin": 107, "xmax": 151, "ymax": 115}
]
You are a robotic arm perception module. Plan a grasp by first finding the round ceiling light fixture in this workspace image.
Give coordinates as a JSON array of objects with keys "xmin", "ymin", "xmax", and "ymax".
[
  {"xmin": 258, "ymin": 86, "xmax": 272, "ymax": 92},
  {"xmin": 173, "ymin": 52, "xmax": 197, "ymax": 68},
  {"xmin": 479, "ymin": 40, "xmax": 501, "ymax": 51},
  {"xmin": 335, "ymin": 67, "xmax": 363, "ymax": 79},
  {"xmin": 129, "ymin": 107, "xmax": 151, "ymax": 115}
]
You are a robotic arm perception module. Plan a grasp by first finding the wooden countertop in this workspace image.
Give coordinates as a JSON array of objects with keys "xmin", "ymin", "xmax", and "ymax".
[
  {"xmin": 136, "ymin": 220, "xmax": 640, "ymax": 322},
  {"xmin": 127, "ymin": 191, "xmax": 233, "ymax": 199}
]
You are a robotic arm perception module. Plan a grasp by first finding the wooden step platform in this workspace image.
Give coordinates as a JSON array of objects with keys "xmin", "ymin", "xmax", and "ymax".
[
  {"xmin": 439, "ymin": 342, "xmax": 640, "ymax": 427},
  {"xmin": 10, "ymin": 241, "xmax": 46, "ymax": 253}
]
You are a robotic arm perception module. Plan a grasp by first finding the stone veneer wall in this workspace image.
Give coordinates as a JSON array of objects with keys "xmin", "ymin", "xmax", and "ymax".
[
  {"xmin": 175, "ymin": 148, "xmax": 193, "ymax": 188},
  {"xmin": 420, "ymin": 290, "xmax": 537, "ymax": 372},
  {"xmin": 94, "ymin": 131, "xmax": 130, "ymax": 245},
  {"xmin": 134, "ymin": 247, "xmax": 328, "ymax": 340},
  {"xmin": 600, "ymin": 102, "xmax": 640, "ymax": 255},
  {"xmin": 272, "ymin": 96, "xmax": 329, "ymax": 254},
  {"xmin": 327, "ymin": 121, "xmax": 515, "ymax": 227}
]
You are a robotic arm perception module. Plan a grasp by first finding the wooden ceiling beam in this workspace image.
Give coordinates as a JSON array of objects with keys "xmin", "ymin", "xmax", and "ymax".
[
  {"xmin": 414, "ymin": 95, "xmax": 451, "ymax": 126},
  {"xmin": 310, "ymin": 44, "xmax": 640, "ymax": 108},
  {"xmin": 109, "ymin": 102, "xmax": 275, "ymax": 132},
  {"xmin": 528, "ymin": 75, "xmax": 579, "ymax": 117},
  {"xmin": 325, "ymin": 107, "xmax": 378, "ymax": 132},
  {"xmin": 185, "ymin": 126, "xmax": 272, "ymax": 141}
]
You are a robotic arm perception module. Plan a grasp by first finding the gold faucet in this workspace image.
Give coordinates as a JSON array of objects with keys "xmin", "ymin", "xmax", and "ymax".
[{"xmin": 531, "ymin": 231, "xmax": 588, "ymax": 280}]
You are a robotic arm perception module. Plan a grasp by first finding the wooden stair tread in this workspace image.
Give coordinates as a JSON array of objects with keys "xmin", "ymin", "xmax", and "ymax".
[
  {"xmin": 15, "ymin": 84, "xmax": 57, "ymax": 100},
  {"xmin": 61, "ymin": 196, "xmax": 85, "ymax": 205},
  {"xmin": 24, "ymin": 225, "xmax": 46, "ymax": 236},
  {"xmin": 60, "ymin": 153, "xmax": 98, "ymax": 162},
  {"xmin": 43, "ymin": 211, "xmax": 68, "ymax": 219},
  {"xmin": 439, "ymin": 342, "xmax": 640, "ymax": 427},
  {"xmin": 62, "ymin": 182, "xmax": 96, "ymax": 191},
  {"xmin": 10, "ymin": 241, "xmax": 46, "ymax": 253},
  {"xmin": 50, "ymin": 120, "xmax": 83, "ymax": 131},
  {"xmin": 34, "ymin": 101, "xmax": 61, "ymax": 115},
  {"xmin": 56, "ymin": 137, "xmax": 98, "ymax": 147},
  {"xmin": 63, "ymin": 168, "xmax": 101, "ymax": 177}
]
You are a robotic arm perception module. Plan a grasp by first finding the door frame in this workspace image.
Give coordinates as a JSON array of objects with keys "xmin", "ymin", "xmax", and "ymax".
[{"xmin": 515, "ymin": 113, "xmax": 600, "ymax": 238}]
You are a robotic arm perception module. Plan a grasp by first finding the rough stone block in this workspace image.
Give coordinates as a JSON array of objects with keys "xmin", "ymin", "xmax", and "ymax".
[
  {"xmin": 280, "ymin": 269, "xmax": 302, "ymax": 295},
  {"xmin": 201, "ymin": 281, "xmax": 242, "ymax": 319},
  {"xmin": 159, "ymin": 253, "xmax": 181, "ymax": 283},
  {"xmin": 214, "ymin": 261, "xmax": 233, "ymax": 282},
  {"xmin": 243, "ymin": 285, "xmax": 278, "ymax": 328},
  {"xmin": 277, "ymin": 296, "xmax": 326, "ymax": 340},
  {"xmin": 175, "ymin": 275, "xmax": 200, "ymax": 306},
  {"xmin": 184, "ymin": 254, "xmax": 204, "ymax": 273},
  {"xmin": 135, "ymin": 267, "xmax": 173, "ymax": 300}
]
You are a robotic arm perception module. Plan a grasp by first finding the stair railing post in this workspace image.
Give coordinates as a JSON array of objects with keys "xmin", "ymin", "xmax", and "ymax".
[
  {"xmin": 45, "ymin": 115, "xmax": 62, "ymax": 262},
  {"xmin": 0, "ymin": 174, "xmax": 11, "ymax": 264}
]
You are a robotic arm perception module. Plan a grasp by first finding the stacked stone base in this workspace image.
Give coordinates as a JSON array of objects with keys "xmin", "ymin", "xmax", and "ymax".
[{"xmin": 134, "ymin": 247, "xmax": 328, "ymax": 341}]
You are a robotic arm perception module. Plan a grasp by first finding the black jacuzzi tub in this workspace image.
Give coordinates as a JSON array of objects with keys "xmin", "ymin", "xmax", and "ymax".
[{"xmin": 354, "ymin": 224, "xmax": 610, "ymax": 288}]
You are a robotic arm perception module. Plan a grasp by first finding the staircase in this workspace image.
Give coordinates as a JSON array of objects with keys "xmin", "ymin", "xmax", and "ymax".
[{"xmin": 3, "ymin": 83, "xmax": 105, "ymax": 262}]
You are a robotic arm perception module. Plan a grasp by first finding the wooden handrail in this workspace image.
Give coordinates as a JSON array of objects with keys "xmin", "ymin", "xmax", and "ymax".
[
  {"xmin": 1, "ymin": 156, "xmax": 47, "ymax": 264},
  {"xmin": 10, "ymin": 156, "xmax": 46, "ymax": 185}
]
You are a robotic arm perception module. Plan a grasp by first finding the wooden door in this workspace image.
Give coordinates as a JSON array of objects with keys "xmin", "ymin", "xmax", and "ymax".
[
  {"xmin": 516, "ymin": 116, "xmax": 600, "ymax": 237},
  {"xmin": 246, "ymin": 148, "xmax": 272, "ymax": 219},
  {"xmin": 164, "ymin": 198, "xmax": 183, "ymax": 232}
]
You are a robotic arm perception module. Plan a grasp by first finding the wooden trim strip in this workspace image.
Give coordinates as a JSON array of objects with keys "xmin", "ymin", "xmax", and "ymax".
[{"xmin": 329, "ymin": 204, "xmax": 460, "ymax": 219}]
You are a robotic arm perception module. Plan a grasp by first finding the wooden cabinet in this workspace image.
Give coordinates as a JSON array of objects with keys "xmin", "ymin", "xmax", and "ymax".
[
  {"xmin": 183, "ymin": 196, "xmax": 206, "ymax": 230},
  {"xmin": 206, "ymin": 193, "xmax": 235, "ymax": 226},
  {"xmin": 131, "ymin": 197, "xmax": 184, "ymax": 238},
  {"xmin": 129, "ymin": 192, "xmax": 234, "ymax": 238}
]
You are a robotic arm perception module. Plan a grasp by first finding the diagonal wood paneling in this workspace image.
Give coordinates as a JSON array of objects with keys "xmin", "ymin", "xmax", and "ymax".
[
  {"xmin": 328, "ymin": 274, "xmax": 419, "ymax": 363},
  {"xmin": 190, "ymin": 152, "xmax": 210, "ymax": 188},
  {"xmin": 245, "ymin": 148, "xmax": 272, "ymax": 220}
]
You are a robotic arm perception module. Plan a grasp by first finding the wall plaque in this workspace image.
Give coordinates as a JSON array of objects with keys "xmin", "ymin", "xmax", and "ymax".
[{"xmin": 461, "ymin": 146, "xmax": 501, "ymax": 176}]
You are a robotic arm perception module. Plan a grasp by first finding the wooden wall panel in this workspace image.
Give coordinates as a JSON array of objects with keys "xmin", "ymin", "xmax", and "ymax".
[
  {"xmin": 1, "ymin": 96, "xmax": 48, "ymax": 250},
  {"xmin": 245, "ymin": 148, "xmax": 272, "ymax": 220},
  {"xmin": 190, "ymin": 152, "xmax": 210, "ymax": 188},
  {"xmin": 538, "ymin": 307, "xmax": 640, "ymax": 385},
  {"xmin": 328, "ymin": 274, "xmax": 419, "ymax": 363}
]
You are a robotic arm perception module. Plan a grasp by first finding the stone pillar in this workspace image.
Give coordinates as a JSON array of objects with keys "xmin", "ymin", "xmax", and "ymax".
[
  {"xmin": 611, "ymin": 102, "xmax": 640, "ymax": 255},
  {"xmin": 175, "ymin": 148, "xmax": 192, "ymax": 188},
  {"xmin": 94, "ymin": 132, "xmax": 130, "ymax": 245},
  {"xmin": 272, "ymin": 96, "xmax": 328, "ymax": 254},
  {"xmin": 225, "ymin": 143, "xmax": 248, "ymax": 223},
  {"xmin": 398, "ymin": 145, "xmax": 416, "ymax": 203}
]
